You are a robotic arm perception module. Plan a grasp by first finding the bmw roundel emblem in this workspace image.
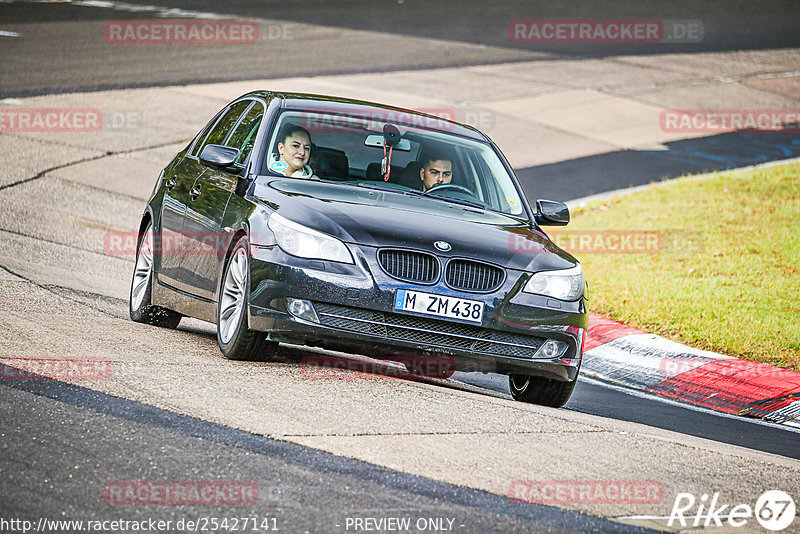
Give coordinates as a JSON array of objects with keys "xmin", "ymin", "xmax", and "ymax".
[{"xmin": 434, "ymin": 241, "xmax": 451, "ymax": 252}]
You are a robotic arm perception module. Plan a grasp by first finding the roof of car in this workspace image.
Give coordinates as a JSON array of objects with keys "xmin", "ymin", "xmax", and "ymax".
[{"xmin": 243, "ymin": 91, "xmax": 488, "ymax": 142}]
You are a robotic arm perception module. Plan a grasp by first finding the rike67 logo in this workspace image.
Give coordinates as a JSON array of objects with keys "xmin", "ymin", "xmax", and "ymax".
[{"xmin": 669, "ymin": 490, "xmax": 795, "ymax": 531}]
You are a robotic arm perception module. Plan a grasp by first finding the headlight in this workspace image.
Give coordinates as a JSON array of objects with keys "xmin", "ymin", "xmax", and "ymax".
[
  {"xmin": 523, "ymin": 264, "xmax": 584, "ymax": 301},
  {"xmin": 267, "ymin": 213, "xmax": 353, "ymax": 264}
]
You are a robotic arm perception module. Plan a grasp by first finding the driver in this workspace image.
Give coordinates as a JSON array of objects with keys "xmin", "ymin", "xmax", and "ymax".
[{"xmin": 419, "ymin": 151, "xmax": 453, "ymax": 192}]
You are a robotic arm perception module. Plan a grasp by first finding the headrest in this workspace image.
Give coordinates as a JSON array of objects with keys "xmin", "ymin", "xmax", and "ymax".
[{"xmin": 309, "ymin": 146, "xmax": 349, "ymax": 180}]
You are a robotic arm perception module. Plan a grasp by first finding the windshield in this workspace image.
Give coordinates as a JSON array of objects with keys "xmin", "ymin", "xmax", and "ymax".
[{"xmin": 262, "ymin": 109, "xmax": 527, "ymax": 217}]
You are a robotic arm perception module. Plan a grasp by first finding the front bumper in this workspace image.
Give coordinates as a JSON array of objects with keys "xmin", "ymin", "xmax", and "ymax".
[{"xmin": 248, "ymin": 243, "xmax": 587, "ymax": 381}]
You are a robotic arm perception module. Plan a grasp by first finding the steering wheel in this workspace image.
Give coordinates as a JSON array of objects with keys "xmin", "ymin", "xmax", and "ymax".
[{"xmin": 425, "ymin": 183, "xmax": 478, "ymax": 197}]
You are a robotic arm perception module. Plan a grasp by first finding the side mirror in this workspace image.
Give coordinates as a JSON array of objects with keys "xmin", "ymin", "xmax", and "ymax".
[
  {"xmin": 534, "ymin": 199, "xmax": 570, "ymax": 226},
  {"xmin": 199, "ymin": 144, "xmax": 241, "ymax": 170}
]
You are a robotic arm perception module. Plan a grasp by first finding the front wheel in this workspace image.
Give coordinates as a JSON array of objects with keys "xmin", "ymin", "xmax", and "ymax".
[
  {"xmin": 217, "ymin": 237, "xmax": 279, "ymax": 361},
  {"xmin": 508, "ymin": 374, "xmax": 577, "ymax": 407},
  {"xmin": 129, "ymin": 221, "xmax": 182, "ymax": 328}
]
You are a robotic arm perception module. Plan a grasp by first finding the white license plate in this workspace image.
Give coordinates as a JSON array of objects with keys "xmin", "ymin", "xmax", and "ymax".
[{"xmin": 393, "ymin": 289, "xmax": 484, "ymax": 324}]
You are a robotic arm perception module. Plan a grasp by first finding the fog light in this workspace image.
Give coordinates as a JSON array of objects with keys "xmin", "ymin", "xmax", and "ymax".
[
  {"xmin": 286, "ymin": 298, "xmax": 319, "ymax": 322},
  {"xmin": 537, "ymin": 339, "xmax": 568, "ymax": 359}
]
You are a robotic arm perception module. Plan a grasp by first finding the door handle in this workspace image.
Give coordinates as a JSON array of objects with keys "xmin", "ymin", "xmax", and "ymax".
[
  {"xmin": 190, "ymin": 186, "xmax": 201, "ymax": 200},
  {"xmin": 165, "ymin": 176, "xmax": 176, "ymax": 190}
]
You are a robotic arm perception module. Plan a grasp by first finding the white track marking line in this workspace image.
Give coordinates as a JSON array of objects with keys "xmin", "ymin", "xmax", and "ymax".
[{"xmin": 72, "ymin": 0, "xmax": 230, "ymax": 19}]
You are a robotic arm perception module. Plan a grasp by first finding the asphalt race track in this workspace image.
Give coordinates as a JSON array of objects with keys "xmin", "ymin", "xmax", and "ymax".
[
  {"xmin": 0, "ymin": 378, "xmax": 642, "ymax": 534},
  {"xmin": 1, "ymin": 1, "xmax": 799, "ymax": 533},
  {"xmin": 3, "ymin": 0, "xmax": 800, "ymax": 96}
]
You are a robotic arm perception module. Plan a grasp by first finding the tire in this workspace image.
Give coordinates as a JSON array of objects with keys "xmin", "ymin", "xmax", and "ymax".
[
  {"xmin": 508, "ymin": 374, "xmax": 577, "ymax": 407},
  {"xmin": 217, "ymin": 236, "xmax": 279, "ymax": 361},
  {"xmin": 129, "ymin": 221, "xmax": 182, "ymax": 329}
]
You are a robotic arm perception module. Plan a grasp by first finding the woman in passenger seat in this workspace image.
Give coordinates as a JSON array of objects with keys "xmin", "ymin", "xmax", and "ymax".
[{"xmin": 269, "ymin": 123, "xmax": 318, "ymax": 179}]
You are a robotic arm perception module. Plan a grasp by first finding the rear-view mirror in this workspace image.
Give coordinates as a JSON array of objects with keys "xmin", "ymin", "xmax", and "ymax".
[{"xmin": 364, "ymin": 134, "xmax": 411, "ymax": 151}]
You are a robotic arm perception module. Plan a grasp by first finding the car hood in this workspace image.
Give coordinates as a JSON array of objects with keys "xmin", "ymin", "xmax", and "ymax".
[{"xmin": 252, "ymin": 178, "xmax": 576, "ymax": 272}]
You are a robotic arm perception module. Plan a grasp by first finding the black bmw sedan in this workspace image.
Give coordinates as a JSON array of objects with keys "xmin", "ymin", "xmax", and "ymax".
[{"xmin": 130, "ymin": 91, "xmax": 587, "ymax": 407}]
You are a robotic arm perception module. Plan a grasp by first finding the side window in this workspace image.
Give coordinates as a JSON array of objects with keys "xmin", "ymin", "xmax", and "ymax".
[
  {"xmin": 187, "ymin": 109, "xmax": 224, "ymax": 156},
  {"xmin": 225, "ymin": 102, "xmax": 264, "ymax": 164},
  {"xmin": 194, "ymin": 100, "xmax": 251, "ymax": 157}
]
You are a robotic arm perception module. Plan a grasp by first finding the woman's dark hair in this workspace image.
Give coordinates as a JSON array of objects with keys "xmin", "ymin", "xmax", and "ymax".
[{"xmin": 277, "ymin": 123, "xmax": 311, "ymax": 146}]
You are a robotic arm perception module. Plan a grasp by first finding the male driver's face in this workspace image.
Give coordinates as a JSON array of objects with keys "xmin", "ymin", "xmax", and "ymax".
[{"xmin": 420, "ymin": 160, "xmax": 453, "ymax": 191}]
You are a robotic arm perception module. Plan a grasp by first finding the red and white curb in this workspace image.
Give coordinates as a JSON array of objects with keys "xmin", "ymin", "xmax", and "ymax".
[
  {"xmin": 581, "ymin": 314, "xmax": 800, "ymax": 428},
  {"xmin": 565, "ymin": 158, "xmax": 800, "ymax": 427}
]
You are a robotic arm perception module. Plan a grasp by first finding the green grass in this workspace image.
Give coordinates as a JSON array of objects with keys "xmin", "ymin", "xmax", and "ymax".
[{"xmin": 559, "ymin": 162, "xmax": 800, "ymax": 371}]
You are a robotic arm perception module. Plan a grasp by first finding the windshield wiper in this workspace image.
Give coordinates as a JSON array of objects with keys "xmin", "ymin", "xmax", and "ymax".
[
  {"xmin": 355, "ymin": 182, "xmax": 430, "ymax": 199},
  {"xmin": 353, "ymin": 182, "xmax": 486, "ymax": 210},
  {"xmin": 396, "ymin": 187, "xmax": 486, "ymax": 210},
  {"xmin": 353, "ymin": 182, "xmax": 413, "ymax": 194},
  {"xmin": 423, "ymin": 193, "xmax": 486, "ymax": 210}
]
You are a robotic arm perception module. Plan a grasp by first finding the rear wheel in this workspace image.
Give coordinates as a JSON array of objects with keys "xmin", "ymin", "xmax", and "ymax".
[
  {"xmin": 508, "ymin": 374, "xmax": 577, "ymax": 407},
  {"xmin": 129, "ymin": 221, "xmax": 182, "ymax": 328},
  {"xmin": 217, "ymin": 237, "xmax": 279, "ymax": 361}
]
